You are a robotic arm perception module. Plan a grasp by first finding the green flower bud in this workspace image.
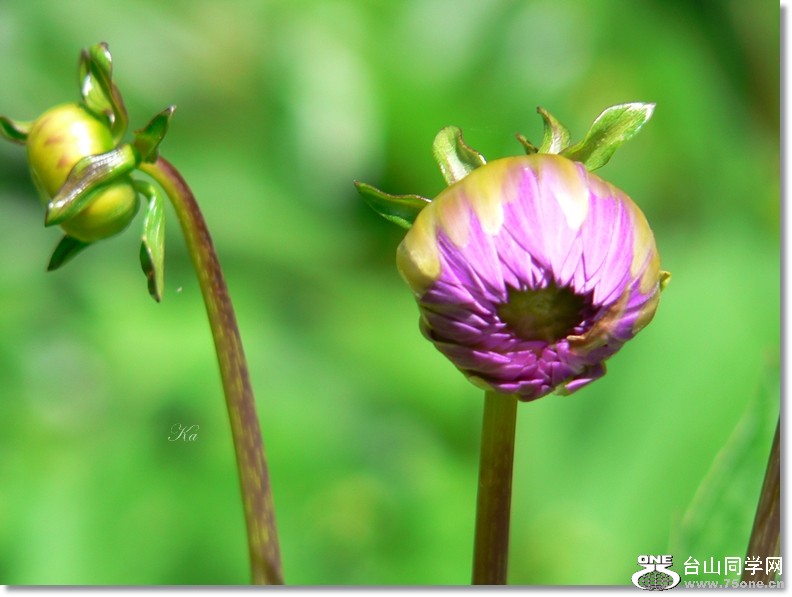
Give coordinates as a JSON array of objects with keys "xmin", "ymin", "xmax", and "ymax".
[
  {"xmin": 1, "ymin": 42, "xmax": 172, "ymax": 301},
  {"xmin": 26, "ymin": 103, "xmax": 138, "ymax": 242}
]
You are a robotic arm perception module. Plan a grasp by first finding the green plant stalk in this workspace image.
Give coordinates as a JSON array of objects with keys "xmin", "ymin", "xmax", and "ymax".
[
  {"xmin": 741, "ymin": 417, "xmax": 780, "ymax": 583},
  {"xmin": 472, "ymin": 390, "xmax": 518, "ymax": 585},
  {"xmin": 140, "ymin": 158, "xmax": 283, "ymax": 585}
]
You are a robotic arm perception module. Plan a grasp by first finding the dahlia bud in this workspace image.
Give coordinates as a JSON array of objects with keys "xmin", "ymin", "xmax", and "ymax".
[
  {"xmin": 0, "ymin": 42, "xmax": 174, "ymax": 301},
  {"xmin": 357, "ymin": 103, "xmax": 669, "ymax": 401},
  {"xmin": 26, "ymin": 102, "xmax": 139, "ymax": 243}
]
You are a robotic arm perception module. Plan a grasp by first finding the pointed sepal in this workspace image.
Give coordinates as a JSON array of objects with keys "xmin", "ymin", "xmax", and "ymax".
[
  {"xmin": 79, "ymin": 42, "xmax": 128, "ymax": 143},
  {"xmin": 536, "ymin": 107, "xmax": 571, "ymax": 154},
  {"xmin": 133, "ymin": 106, "xmax": 176, "ymax": 163},
  {"xmin": 354, "ymin": 181, "xmax": 431, "ymax": 230},
  {"xmin": 136, "ymin": 181, "xmax": 165, "ymax": 302},
  {"xmin": 0, "ymin": 116, "xmax": 31, "ymax": 144},
  {"xmin": 659, "ymin": 270, "xmax": 671, "ymax": 292},
  {"xmin": 432, "ymin": 126, "xmax": 486, "ymax": 185},
  {"xmin": 47, "ymin": 235, "xmax": 91, "ymax": 271},
  {"xmin": 562, "ymin": 102, "xmax": 655, "ymax": 171},
  {"xmin": 515, "ymin": 133, "xmax": 538, "ymax": 155},
  {"xmin": 45, "ymin": 144, "xmax": 138, "ymax": 227}
]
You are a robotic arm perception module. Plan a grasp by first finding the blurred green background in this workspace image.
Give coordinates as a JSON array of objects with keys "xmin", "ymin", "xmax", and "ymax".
[{"xmin": 0, "ymin": 0, "xmax": 779, "ymax": 586}]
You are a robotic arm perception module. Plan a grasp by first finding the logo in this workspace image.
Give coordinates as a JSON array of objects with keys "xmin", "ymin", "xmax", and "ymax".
[{"xmin": 632, "ymin": 555, "xmax": 681, "ymax": 590}]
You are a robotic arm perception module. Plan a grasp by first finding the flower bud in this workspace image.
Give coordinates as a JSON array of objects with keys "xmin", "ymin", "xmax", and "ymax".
[
  {"xmin": 26, "ymin": 103, "xmax": 138, "ymax": 242},
  {"xmin": 397, "ymin": 154, "xmax": 666, "ymax": 401}
]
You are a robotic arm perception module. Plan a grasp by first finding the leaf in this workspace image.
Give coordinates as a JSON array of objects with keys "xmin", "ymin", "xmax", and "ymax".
[
  {"xmin": 79, "ymin": 42, "xmax": 128, "ymax": 143},
  {"xmin": 432, "ymin": 126, "xmax": 486, "ymax": 185},
  {"xmin": 133, "ymin": 106, "xmax": 176, "ymax": 163},
  {"xmin": 536, "ymin": 106, "xmax": 571, "ymax": 154},
  {"xmin": 669, "ymin": 359, "xmax": 780, "ymax": 581},
  {"xmin": 354, "ymin": 181, "xmax": 431, "ymax": 229},
  {"xmin": 136, "ymin": 181, "xmax": 165, "ymax": 302},
  {"xmin": 46, "ymin": 235, "xmax": 91, "ymax": 271},
  {"xmin": 45, "ymin": 144, "xmax": 138, "ymax": 227},
  {"xmin": 562, "ymin": 102, "xmax": 655, "ymax": 171},
  {"xmin": 0, "ymin": 116, "xmax": 31, "ymax": 144}
]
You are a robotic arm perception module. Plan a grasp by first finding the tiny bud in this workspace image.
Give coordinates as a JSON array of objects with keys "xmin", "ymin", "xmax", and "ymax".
[{"xmin": 26, "ymin": 103, "xmax": 138, "ymax": 242}]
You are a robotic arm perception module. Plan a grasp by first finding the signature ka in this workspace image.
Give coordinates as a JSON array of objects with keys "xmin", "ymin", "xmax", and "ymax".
[{"xmin": 169, "ymin": 423, "xmax": 199, "ymax": 442}]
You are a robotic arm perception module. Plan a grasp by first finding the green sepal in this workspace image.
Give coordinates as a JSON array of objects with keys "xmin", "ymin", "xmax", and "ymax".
[
  {"xmin": 515, "ymin": 133, "xmax": 538, "ymax": 155},
  {"xmin": 79, "ymin": 42, "xmax": 128, "ymax": 143},
  {"xmin": 136, "ymin": 180, "xmax": 165, "ymax": 302},
  {"xmin": 536, "ymin": 107, "xmax": 571, "ymax": 154},
  {"xmin": 45, "ymin": 144, "xmax": 139, "ymax": 226},
  {"xmin": 0, "ymin": 116, "xmax": 31, "ymax": 144},
  {"xmin": 47, "ymin": 235, "xmax": 91, "ymax": 271},
  {"xmin": 133, "ymin": 106, "xmax": 176, "ymax": 163},
  {"xmin": 354, "ymin": 181, "xmax": 431, "ymax": 230},
  {"xmin": 561, "ymin": 102, "xmax": 655, "ymax": 171},
  {"xmin": 432, "ymin": 126, "xmax": 486, "ymax": 185}
]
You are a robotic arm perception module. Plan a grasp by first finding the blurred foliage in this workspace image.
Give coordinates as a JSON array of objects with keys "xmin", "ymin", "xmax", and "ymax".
[
  {"xmin": 670, "ymin": 360, "xmax": 779, "ymax": 583},
  {"xmin": 0, "ymin": 0, "xmax": 779, "ymax": 586}
]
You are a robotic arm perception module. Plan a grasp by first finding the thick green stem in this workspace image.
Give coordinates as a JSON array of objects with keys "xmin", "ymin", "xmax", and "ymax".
[
  {"xmin": 741, "ymin": 417, "xmax": 780, "ymax": 582},
  {"xmin": 472, "ymin": 391, "xmax": 518, "ymax": 585},
  {"xmin": 140, "ymin": 158, "xmax": 283, "ymax": 585}
]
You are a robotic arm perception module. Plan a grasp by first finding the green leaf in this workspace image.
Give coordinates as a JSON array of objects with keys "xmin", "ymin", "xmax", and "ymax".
[
  {"xmin": 79, "ymin": 42, "xmax": 128, "ymax": 143},
  {"xmin": 0, "ymin": 116, "xmax": 31, "ymax": 144},
  {"xmin": 46, "ymin": 235, "xmax": 91, "ymax": 271},
  {"xmin": 354, "ymin": 181, "xmax": 431, "ymax": 229},
  {"xmin": 45, "ymin": 144, "xmax": 138, "ymax": 227},
  {"xmin": 133, "ymin": 106, "xmax": 176, "ymax": 163},
  {"xmin": 432, "ymin": 126, "xmax": 486, "ymax": 185},
  {"xmin": 136, "ymin": 181, "xmax": 165, "ymax": 302},
  {"xmin": 561, "ymin": 102, "xmax": 655, "ymax": 171},
  {"xmin": 536, "ymin": 106, "xmax": 571, "ymax": 154},
  {"xmin": 669, "ymin": 359, "xmax": 779, "ymax": 580}
]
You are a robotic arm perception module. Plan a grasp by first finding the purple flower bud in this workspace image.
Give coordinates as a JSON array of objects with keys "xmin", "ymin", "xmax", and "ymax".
[{"xmin": 397, "ymin": 154, "xmax": 668, "ymax": 401}]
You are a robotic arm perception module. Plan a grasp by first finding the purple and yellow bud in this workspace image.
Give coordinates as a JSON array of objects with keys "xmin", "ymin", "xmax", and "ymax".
[
  {"xmin": 397, "ymin": 154, "xmax": 666, "ymax": 401},
  {"xmin": 26, "ymin": 103, "xmax": 138, "ymax": 242}
]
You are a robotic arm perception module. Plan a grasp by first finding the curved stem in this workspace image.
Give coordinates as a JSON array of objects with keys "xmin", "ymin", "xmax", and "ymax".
[
  {"xmin": 472, "ymin": 390, "xmax": 518, "ymax": 585},
  {"xmin": 742, "ymin": 417, "xmax": 780, "ymax": 582},
  {"xmin": 140, "ymin": 158, "xmax": 283, "ymax": 585}
]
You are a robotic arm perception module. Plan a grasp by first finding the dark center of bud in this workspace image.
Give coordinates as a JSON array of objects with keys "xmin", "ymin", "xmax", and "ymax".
[{"xmin": 497, "ymin": 283, "xmax": 588, "ymax": 343}]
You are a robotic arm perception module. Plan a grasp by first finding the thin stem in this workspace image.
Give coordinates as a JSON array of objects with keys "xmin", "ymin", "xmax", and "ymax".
[
  {"xmin": 140, "ymin": 158, "xmax": 283, "ymax": 585},
  {"xmin": 741, "ymin": 417, "xmax": 780, "ymax": 583},
  {"xmin": 472, "ymin": 390, "xmax": 518, "ymax": 585}
]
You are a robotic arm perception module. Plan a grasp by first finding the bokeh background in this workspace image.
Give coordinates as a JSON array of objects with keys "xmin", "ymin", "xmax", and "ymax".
[{"xmin": 0, "ymin": 0, "xmax": 779, "ymax": 586}]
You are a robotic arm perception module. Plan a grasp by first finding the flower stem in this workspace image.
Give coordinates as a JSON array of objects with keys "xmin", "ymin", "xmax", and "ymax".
[
  {"xmin": 472, "ymin": 390, "xmax": 518, "ymax": 585},
  {"xmin": 741, "ymin": 416, "xmax": 780, "ymax": 582},
  {"xmin": 140, "ymin": 158, "xmax": 283, "ymax": 585}
]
